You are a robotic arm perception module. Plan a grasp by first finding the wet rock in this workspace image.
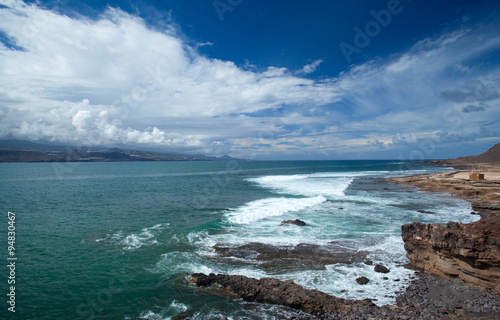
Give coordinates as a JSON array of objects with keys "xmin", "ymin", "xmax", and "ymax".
[
  {"xmin": 417, "ymin": 209, "xmax": 436, "ymax": 214},
  {"xmin": 356, "ymin": 276, "xmax": 370, "ymax": 285},
  {"xmin": 363, "ymin": 260, "xmax": 373, "ymax": 265},
  {"xmin": 190, "ymin": 271, "xmax": 500, "ymax": 319},
  {"xmin": 212, "ymin": 242, "xmax": 369, "ymax": 272},
  {"xmin": 374, "ymin": 264, "xmax": 390, "ymax": 274},
  {"xmin": 280, "ymin": 219, "xmax": 307, "ymax": 226},
  {"xmin": 190, "ymin": 273, "xmax": 378, "ymax": 316}
]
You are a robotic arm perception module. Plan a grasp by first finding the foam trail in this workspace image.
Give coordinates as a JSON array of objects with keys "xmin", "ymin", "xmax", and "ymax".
[
  {"xmin": 226, "ymin": 196, "xmax": 326, "ymax": 224},
  {"xmin": 248, "ymin": 173, "xmax": 356, "ymax": 198}
]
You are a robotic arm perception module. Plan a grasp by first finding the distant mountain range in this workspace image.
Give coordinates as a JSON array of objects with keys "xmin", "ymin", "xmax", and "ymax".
[{"xmin": 0, "ymin": 139, "xmax": 241, "ymax": 163}]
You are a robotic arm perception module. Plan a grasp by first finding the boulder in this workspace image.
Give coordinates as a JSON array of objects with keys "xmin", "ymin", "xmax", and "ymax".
[
  {"xmin": 374, "ymin": 264, "xmax": 390, "ymax": 274},
  {"xmin": 356, "ymin": 276, "xmax": 370, "ymax": 285}
]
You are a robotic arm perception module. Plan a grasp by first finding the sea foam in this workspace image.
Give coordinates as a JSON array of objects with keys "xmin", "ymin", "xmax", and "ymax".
[
  {"xmin": 248, "ymin": 172, "xmax": 357, "ymax": 198},
  {"xmin": 226, "ymin": 196, "xmax": 327, "ymax": 224}
]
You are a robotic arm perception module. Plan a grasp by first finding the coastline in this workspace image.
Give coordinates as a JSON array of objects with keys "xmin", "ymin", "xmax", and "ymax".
[
  {"xmin": 188, "ymin": 166, "xmax": 500, "ymax": 319},
  {"xmin": 388, "ymin": 168, "xmax": 500, "ymax": 216}
]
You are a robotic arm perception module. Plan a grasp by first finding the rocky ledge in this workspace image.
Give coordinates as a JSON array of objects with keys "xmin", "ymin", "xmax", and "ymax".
[
  {"xmin": 189, "ymin": 273, "xmax": 500, "ymax": 319},
  {"xmin": 402, "ymin": 212, "xmax": 500, "ymax": 293},
  {"xmin": 391, "ymin": 168, "xmax": 500, "ymax": 293},
  {"xmin": 190, "ymin": 272, "xmax": 380, "ymax": 318}
]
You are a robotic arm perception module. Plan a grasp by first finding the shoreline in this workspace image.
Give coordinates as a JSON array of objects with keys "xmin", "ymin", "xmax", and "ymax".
[
  {"xmin": 188, "ymin": 166, "xmax": 500, "ymax": 319},
  {"xmin": 388, "ymin": 167, "xmax": 500, "ymax": 216}
]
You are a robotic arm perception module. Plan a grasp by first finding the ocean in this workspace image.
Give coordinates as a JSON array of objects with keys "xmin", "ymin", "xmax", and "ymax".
[{"xmin": 0, "ymin": 160, "xmax": 479, "ymax": 319}]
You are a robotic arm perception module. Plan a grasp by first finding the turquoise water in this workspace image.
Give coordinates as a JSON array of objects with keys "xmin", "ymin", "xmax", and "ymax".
[{"xmin": 0, "ymin": 161, "xmax": 478, "ymax": 319}]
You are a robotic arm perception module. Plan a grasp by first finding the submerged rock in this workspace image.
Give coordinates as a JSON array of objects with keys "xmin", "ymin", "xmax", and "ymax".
[
  {"xmin": 417, "ymin": 210, "xmax": 436, "ymax": 214},
  {"xmin": 280, "ymin": 219, "xmax": 306, "ymax": 226},
  {"xmin": 212, "ymin": 242, "xmax": 369, "ymax": 271}
]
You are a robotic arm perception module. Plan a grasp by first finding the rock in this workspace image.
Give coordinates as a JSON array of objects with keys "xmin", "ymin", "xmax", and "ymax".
[
  {"xmin": 356, "ymin": 276, "xmax": 370, "ymax": 285},
  {"xmin": 190, "ymin": 273, "xmax": 378, "ymax": 316},
  {"xmin": 374, "ymin": 264, "xmax": 390, "ymax": 274},
  {"xmin": 280, "ymin": 219, "xmax": 306, "ymax": 226},
  {"xmin": 402, "ymin": 212, "xmax": 500, "ymax": 292},
  {"xmin": 417, "ymin": 210, "xmax": 436, "ymax": 214},
  {"xmin": 212, "ymin": 242, "xmax": 369, "ymax": 272},
  {"xmin": 364, "ymin": 260, "xmax": 373, "ymax": 265}
]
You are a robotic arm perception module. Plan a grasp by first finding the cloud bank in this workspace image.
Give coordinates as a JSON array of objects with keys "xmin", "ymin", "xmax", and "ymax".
[{"xmin": 0, "ymin": 0, "xmax": 499, "ymax": 159}]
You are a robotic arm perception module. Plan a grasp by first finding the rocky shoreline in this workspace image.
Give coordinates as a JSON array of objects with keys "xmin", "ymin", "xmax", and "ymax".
[
  {"xmin": 189, "ymin": 272, "xmax": 500, "ymax": 319},
  {"xmin": 185, "ymin": 148, "xmax": 500, "ymax": 319},
  {"xmin": 389, "ymin": 169, "xmax": 500, "ymax": 293}
]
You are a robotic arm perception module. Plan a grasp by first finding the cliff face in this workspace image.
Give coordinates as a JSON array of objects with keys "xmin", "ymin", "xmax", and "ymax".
[{"xmin": 402, "ymin": 212, "xmax": 500, "ymax": 292}]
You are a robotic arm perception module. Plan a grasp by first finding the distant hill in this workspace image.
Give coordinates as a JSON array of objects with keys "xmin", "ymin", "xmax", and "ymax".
[
  {"xmin": 431, "ymin": 142, "xmax": 500, "ymax": 168},
  {"xmin": 454, "ymin": 143, "xmax": 500, "ymax": 164},
  {"xmin": 0, "ymin": 139, "xmax": 243, "ymax": 163}
]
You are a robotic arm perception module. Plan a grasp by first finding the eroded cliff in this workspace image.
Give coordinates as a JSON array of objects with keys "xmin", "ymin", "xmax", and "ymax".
[{"xmin": 402, "ymin": 212, "xmax": 500, "ymax": 292}]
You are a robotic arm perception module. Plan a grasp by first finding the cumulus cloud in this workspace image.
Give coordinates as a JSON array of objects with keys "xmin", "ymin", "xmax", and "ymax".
[{"xmin": 0, "ymin": 1, "xmax": 341, "ymax": 151}]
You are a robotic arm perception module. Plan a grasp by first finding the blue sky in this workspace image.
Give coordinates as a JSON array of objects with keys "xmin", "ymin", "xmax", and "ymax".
[{"xmin": 0, "ymin": 0, "xmax": 499, "ymax": 160}]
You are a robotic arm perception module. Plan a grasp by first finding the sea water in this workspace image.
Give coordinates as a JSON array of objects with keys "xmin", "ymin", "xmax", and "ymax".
[{"xmin": 0, "ymin": 161, "xmax": 479, "ymax": 319}]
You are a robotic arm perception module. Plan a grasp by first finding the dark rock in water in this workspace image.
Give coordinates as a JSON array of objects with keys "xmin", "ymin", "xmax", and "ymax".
[
  {"xmin": 417, "ymin": 209, "xmax": 436, "ymax": 214},
  {"xmin": 356, "ymin": 276, "xmax": 370, "ymax": 285},
  {"xmin": 212, "ymin": 242, "xmax": 369, "ymax": 272},
  {"xmin": 364, "ymin": 260, "xmax": 373, "ymax": 265},
  {"xmin": 280, "ymin": 219, "xmax": 306, "ymax": 226},
  {"xmin": 338, "ymin": 207, "xmax": 344, "ymax": 210},
  {"xmin": 190, "ymin": 273, "xmax": 378, "ymax": 316},
  {"xmin": 374, "ymin": 264, "xmax": 390, "ymax": 274}
]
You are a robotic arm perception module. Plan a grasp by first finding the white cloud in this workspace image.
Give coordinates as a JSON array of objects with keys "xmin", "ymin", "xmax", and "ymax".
[
  {"xmin": 0, "ymin": 0, "xmax": 499, "ymax": 159},
  {"xmin": 297, "ymin": 59, "xmax": 323, "ymax": 75},
  {"xmin": 0, "ymin": 1, "xmax": 341, "ymax": 150}
]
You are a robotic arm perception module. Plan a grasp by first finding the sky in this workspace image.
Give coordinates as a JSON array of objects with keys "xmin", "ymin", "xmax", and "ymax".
[{"xmin": 0, "ymin": 0, "xmax": 499, "ymax": 160}]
